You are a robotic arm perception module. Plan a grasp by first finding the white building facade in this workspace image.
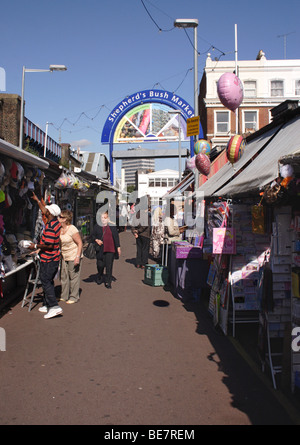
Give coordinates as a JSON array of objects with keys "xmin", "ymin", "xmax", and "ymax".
[{"xmin": 137, "ymin": 169, "xmax": 179, "ymax": 206}]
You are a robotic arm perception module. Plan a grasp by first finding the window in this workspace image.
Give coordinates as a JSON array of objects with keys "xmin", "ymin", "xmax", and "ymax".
[
  {"xmin": 161, "ymin": 178, "xmax": 167, "ymax": 187},
  {"xmin": 271, "ymin": 80, "xmax": 284, "ymax": 97},
  {"xmin": 295, "ymin": 80, "xmax": 300, "ymax": 96},
  {"xmin": 244, "ymin": 81, "xmax": 257, "ymax": 98},
  {"xmin": 243, "ymin": 111, "xmax": 258, "ymax": 133},
  {"xmin": 215, "ymin": 111, "xmax": 230, "ymax": 134},
  {"xmin": 149, "ymin": 179, "xmax": 154, "ymax": 187}
]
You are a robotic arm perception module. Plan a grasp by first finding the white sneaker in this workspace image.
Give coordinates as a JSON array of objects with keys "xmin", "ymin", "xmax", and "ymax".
[
  {"xmin": 38, "ymin": 305, "xmax": 48, "ymax": 313},
  {"xmin": 44, "ymin": 306, "xmax": 63, "ymax": 319}
]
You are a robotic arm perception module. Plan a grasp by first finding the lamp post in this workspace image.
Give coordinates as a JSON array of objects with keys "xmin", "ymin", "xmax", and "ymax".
[
  {"xmin": 174, "ymin": 19, "xmax": 199, "ymax": 188},
  {"xmin": 19, "ymin": 65, "xmax": 67, "ymax": 149},
  {"xmin": 169, "ymin": 110, "xmax": 183, "ymax": 183},
  {"xmin": 174, "ymin": 19, "xmax": 199, "ymax": 119}
]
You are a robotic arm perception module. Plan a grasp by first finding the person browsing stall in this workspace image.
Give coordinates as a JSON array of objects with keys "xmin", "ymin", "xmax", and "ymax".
[
  {"xmin": 59, "ymin": 210, "xmax": 83, "ymax": 304},
  {"xmin": 28, "ymin": 203, "xmax": 63, "ymax": 319}
]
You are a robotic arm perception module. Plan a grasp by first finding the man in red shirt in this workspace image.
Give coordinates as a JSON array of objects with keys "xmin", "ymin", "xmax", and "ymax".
[{"xmin": 29, "ymin": 203, "xmax": 63, "ymax": 319}]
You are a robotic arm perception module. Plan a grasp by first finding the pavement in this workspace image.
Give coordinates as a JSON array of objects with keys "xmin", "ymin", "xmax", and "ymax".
[{"xmin": 0, "ymin": 230, "xmax": 299, "ymax": 425}]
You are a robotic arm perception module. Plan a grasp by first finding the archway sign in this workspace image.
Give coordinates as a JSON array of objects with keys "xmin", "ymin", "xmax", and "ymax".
[{"xmin": 101, "ymin": 89, "xmax": 203, "ymax": 185}]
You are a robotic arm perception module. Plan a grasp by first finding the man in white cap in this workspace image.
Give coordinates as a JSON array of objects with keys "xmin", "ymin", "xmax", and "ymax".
[{"xmin": 29, "ymin": 201, "xmax": 63, "ymax": 319}]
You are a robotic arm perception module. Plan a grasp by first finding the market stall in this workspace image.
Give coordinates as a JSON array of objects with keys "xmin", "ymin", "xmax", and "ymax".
[
  {"xmin": 0, "ymin": 138, "xmax": 49, "ymax": 307},
  {"xmin": 197, "ymin": 103, "xmax": 300, "ymax": 393}
]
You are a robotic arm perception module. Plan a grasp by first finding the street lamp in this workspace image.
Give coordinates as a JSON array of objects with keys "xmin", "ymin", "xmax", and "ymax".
[
  {"xmin": 169, "ymin": 110, "xmax": 183, "ymax": 182},
  {"xmin": 174, "ymin": 19, "xmax": 199, "ymax": 119},
  {"xmin": 174, "ymin": 19, "xmax": 199, "ymax": 189},
  {"xmin": 19, "ymin": 64, "xmax": 67, "ymax": 149}
]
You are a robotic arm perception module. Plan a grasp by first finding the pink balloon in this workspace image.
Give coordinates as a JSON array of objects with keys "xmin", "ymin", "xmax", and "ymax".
[
  {"xmin": 217, "ymin": 72, "xmax": 243, "ymax": 112},
  {"xmin": 186, "ymin": 156, "xmax": 196, "ymax": 170},
  {"xmin": 195, "ymin": 153, "xmax": 210, "ymax": 176}
]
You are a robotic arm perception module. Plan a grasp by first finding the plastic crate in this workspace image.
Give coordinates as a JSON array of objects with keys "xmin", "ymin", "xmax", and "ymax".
[{"xmin": 144, "ymin": 264, "xmax": 168, "ymax": 287}]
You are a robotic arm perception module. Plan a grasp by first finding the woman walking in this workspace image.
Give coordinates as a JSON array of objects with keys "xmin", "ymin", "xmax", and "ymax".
[
  {"xmin": 92, "ymin": 210, "xmax": 121, "ymax": 289},
  {"xmin": 59, "ymin": 210, "xmax": 83, "ymax": 304}
]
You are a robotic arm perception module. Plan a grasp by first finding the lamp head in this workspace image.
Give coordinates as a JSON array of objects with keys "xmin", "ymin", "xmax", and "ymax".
[
  {"xmin": 174, "ymin": 19, "xmax": 198, "ymax": 28},
  {"xmin": 49, "ymin": 65, "xmax": 67, "ymax": 72}
]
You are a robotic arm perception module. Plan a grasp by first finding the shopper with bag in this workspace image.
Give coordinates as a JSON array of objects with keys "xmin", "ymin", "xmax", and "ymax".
[{"xmin": 92, "ymin": 210, "xmax": 121, "ymax": 289}]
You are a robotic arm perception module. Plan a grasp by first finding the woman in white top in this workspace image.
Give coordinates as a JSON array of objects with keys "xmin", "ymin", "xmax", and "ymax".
[{"xmin": 59, "ymin": 210, "xmax": 83, "ymax": 304}]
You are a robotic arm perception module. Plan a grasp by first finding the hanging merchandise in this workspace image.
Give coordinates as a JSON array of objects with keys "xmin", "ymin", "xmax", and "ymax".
[
  {"xmin": 263, "ymin": 181, "xmax": 284, "ymax": 204},
  {"xmin": 195, "ymin": 153, "xmax": 211, "ymax": 176},
  {"xmin": 213, "ymin": 227, "xmax": 236, "ymax": 254},
  {"xmin": 217, "ymin": 72, "xmax": 244, "ymax": 112},
  {"xmin": 66, "ymin": 172, "xmax": 76, "ymax": 188},
  {"xmin": 252, "ymin": 204, "xmax": 265, "ymax": 234},
  {"xmin": 55, "ymin": 172, "xmax": 69, "ymax": 189},
  {"xmin": 226, "ymin": 135, "xmax": 245, "ymax": 164},
  {"xmin": 194, "ymin": 139, "xmax": 211, "ymax": 155},
  {"xmin": 279, "ymin": 164, "xmax": 294, "ymax": 189}
]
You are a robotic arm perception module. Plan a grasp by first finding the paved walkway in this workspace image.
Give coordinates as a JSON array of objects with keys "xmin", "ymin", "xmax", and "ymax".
[{"xmin": 0, "ymin": 231, "xmax": 296, "ymax": 425}]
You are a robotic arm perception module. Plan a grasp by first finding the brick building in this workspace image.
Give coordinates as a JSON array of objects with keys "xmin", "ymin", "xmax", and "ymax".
[
  {"xmin": 0, "ymin": 93, "xmax": 21, "ymax": 146},
  {"xmin": 199, "ymin": 51, "xmax": 300, "ymax": 154}
]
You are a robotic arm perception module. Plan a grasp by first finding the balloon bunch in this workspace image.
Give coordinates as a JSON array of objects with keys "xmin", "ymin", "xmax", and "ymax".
[
  {"xmin": 186, "ymin": 139, "xmax": 212, "ymax": 176},
  {"xmin": 217, "ymin": 72, "xmax": 246, "ymax": 165}
]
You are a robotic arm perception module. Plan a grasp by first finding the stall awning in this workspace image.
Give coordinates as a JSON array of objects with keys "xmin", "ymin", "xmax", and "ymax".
[
  {"xmin": 0, "ymin": 138, "xmax": 49, "ymax": 169},
  {"xmin": 215, "ymin": 114, "xmax": 300, "ymax": 197},
  {"xmin": 163, "ymin": 171, "xmax": 194, "ymax": 199},
  {"xmin": 197, "ymin": 125, "xmax": 281, "ymax": 198}
]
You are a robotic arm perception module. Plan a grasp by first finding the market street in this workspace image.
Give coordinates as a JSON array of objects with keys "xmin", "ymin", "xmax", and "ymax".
[{"xmin": 0, "ymin": 230, "xmax": 296, "ymax": 425}]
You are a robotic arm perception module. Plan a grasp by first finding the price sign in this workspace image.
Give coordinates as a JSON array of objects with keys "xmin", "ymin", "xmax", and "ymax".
[{"xmin": 186, "ymin": 116, "xmax": 199, "ymax": 137}]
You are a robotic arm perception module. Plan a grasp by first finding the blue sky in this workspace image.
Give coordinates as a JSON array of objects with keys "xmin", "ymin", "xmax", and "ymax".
[{"xmin": 1, "ymin": 0, "xmax": 299, "ymax": 175}]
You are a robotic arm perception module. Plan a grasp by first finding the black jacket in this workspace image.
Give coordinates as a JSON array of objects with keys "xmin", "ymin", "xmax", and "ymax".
[{"xmin": 92, "ymin": 223, "xmax": 120, "ymax": 260}]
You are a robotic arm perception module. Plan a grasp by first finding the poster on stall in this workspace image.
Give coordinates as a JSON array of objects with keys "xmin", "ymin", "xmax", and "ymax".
[{"xmin": 213, "ymin": 227, "xmax": 236, "ymax": 254}]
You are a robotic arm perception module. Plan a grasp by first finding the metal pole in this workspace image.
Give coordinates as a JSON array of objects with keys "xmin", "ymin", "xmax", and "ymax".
[
  {"xmin": 19, "ymin": 65, "xmax": 66, "ymax": 149},
  {"xmin": 194, "ymin": 25, "xmax": 198, "ymax": 119},
  {"xmin": 194, "ymin": 25, "xmax": 199, "ymax": 190},
  {"xmin": 44, "ymin": 122, "xmax": 49, "ymax": 157},
  {"xmin": 235, "ymin": 24, "xmax": 239, "ymax": 134},
  {"xmin": 19, "ymin": 66, "xmax": 25, "ymax": 148},
  {"xmin": 178, "ymin": 115, "xmax": 181, "ymax": 182}
]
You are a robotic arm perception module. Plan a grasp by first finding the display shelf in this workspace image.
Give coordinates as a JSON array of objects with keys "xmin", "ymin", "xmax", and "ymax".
[{"xmin": 291, "ymin": 217, "xmax": 300, "ymax": 392}]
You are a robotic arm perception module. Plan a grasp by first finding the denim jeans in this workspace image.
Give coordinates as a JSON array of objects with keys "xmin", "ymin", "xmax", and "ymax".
[{"xmin": 40, "ymin": 261, "xmax": 59, "ymax": 308}]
